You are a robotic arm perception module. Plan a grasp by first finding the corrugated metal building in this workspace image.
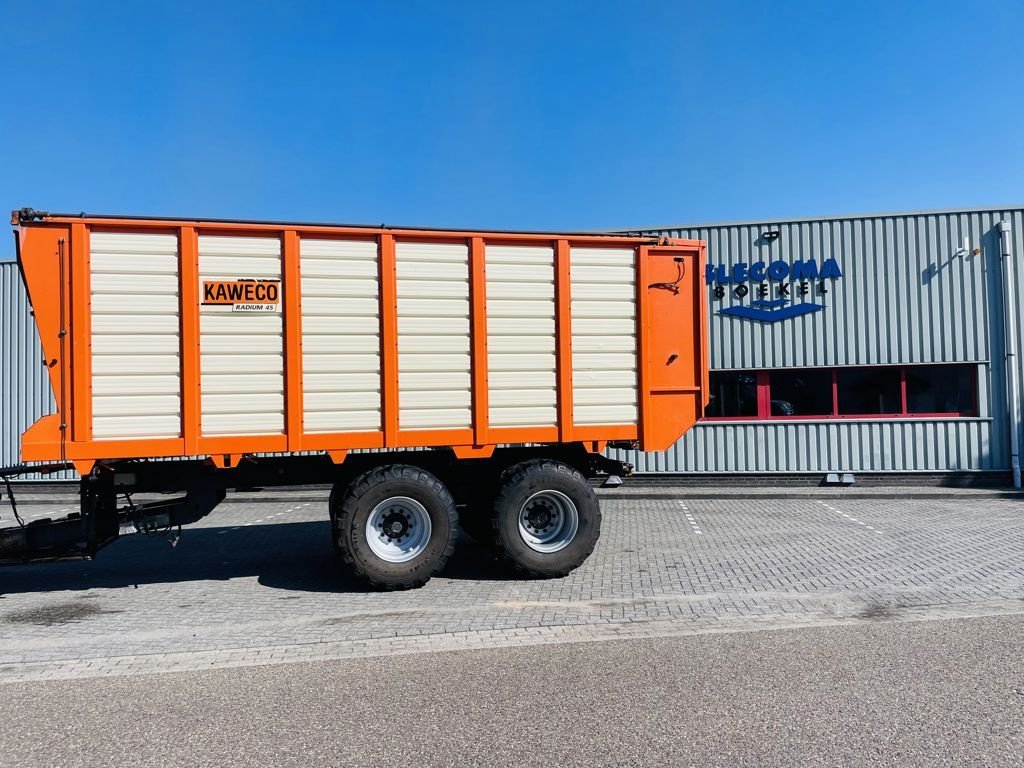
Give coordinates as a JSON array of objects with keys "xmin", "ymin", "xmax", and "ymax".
[
  {"xmin": 611, "ymin": 206, "xmax": 1023, "ymax": 479},
  {"xmin": 1, "ymin": 262, "xmax": 74, "ymax": 479},
  {"xmin": 2, "ymin": 205, "xmax": 1022, "ymax": 482}
]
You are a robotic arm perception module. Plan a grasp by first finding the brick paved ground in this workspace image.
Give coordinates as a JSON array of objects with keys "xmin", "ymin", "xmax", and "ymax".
[{"xmin": 1, "ymin": 493, "xmax": 1022, "ymax": 682}]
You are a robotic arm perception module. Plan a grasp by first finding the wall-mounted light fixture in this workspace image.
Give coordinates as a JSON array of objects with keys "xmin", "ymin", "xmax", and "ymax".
[
  {"xmin": 762, "ymin": 230, "xmax": 780, "ymax": 242},
  {"xmin": 953, "ymin": 237, "xmax": 982, "ymax": 258}
]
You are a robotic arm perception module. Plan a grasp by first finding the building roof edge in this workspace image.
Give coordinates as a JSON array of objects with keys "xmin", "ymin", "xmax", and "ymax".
[{"xmin": 613, "ymin": 204, "xmax": 1024, "ymax": 233}]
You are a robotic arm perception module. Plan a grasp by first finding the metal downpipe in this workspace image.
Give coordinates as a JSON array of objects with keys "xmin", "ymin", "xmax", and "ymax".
[{"xmin": 999, "ymin": 220, "xmax": 1021, "ymax": 489}]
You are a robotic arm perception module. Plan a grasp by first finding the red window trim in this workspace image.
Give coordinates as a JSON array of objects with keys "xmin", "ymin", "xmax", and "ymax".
[
  {"xmin": 701, "ymin": 364, "xmax": 979, "ymax": 421},
  {"xmin": 900, "ymin": 366, "xmax": 908, "ymax": 414}
]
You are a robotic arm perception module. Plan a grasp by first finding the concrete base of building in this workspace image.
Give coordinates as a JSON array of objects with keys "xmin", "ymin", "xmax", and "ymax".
[{"xmin": 627, "ymin": 471, "xmax": 1015, "ymax": 488}]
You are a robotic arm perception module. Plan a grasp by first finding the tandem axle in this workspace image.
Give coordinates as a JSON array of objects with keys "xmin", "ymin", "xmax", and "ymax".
[{"xmin": 0, "ymin": 445, "xmax": 631, "ymax": 586}]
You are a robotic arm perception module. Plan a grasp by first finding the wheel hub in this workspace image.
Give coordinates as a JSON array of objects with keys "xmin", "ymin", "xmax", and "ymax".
[
  {"xmin": 517, "ymin": 490, "xmax": 579, "ymax": 554},
  {"xmin": 365, "ymin": 497, "xmax": 432, "ymax": 563},
  {"xmin": 526, "ymin": 504, "xmax": 554, "ymax": 532},
  {"xmin": 381, "ymin": 510, "xmax": 410, "ymax": 540}
]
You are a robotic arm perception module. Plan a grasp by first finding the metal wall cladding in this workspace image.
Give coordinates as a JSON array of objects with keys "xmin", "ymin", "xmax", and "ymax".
[
  {"xmin": 396, "ymin": 241, "xmax": 473, "ymax": 431},
  {"xmin": 609, "ymin": 419, "xmax": 1000, "ymax": 473},
  {"xmin": 1007, "ymin": 208, "xmax": 1024, "ymax": 475},
  {"xmin": 486, "ymin": 244, "xmax": 558, "ymax": 428},
  {"xmin": 91, "ymin": 232, "xmax": 183, "ymax": 439},
  {"xmin": 660, "ymin": 212, "xmax": 1002, "ymax": 370},
  {"xmin": 199, "ymin": 235, "xmax": 285, "ymax": 436},
  {"xmin": 300, "ymin": 238, "xmax": 382, "ymax": 433},
  {"xmin": 570, "ymin": 247, "xmax": 639, "ymax": 426},
  {"xmin": 614, "ymin": 207, "xmax": 1024, "ymax": 473},
  {"xmin": 0, "ymin": 262, "xmax": 74, "ymax": 479}
]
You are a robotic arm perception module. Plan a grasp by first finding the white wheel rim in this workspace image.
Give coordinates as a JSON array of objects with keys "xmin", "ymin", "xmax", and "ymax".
[
  {"xmin": 518, "ymin": 490, "xmax": 579, "ymax": 553},
  {"xmin": 365, "ymin": 496, "xmax": 432, "ymax": 563}
]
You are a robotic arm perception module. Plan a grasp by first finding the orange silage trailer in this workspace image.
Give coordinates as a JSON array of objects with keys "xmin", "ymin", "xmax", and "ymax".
[{"xmin": 2, "ymin": 209, "xmax": 708, "ymax": 588}]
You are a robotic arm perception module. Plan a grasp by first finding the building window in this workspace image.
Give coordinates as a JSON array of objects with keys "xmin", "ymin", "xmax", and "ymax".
[
  {"xmin": 705, "ymin": 371, "xmax": 759, "ymax": 418},
  {"xmin": 704, "ymin": 364, "xmax": 977, "ymax": 420},
  {"xmin": 837, "ymin": 367, "xmax": 901, "ymax": 415},
  {"xmin": 906, "ymin": 365, "xmax": 975, "ymax": 415},
  {"xmin": 769, "ymin": 369, "xmax": 834, "ymax": 416}
]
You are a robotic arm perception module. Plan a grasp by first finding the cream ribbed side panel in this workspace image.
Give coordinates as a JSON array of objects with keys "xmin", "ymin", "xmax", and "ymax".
[
  {"xmin": 570, "ymin": 247, "xmax": 639, "ymax": 425},
  {"xmin": 199, "ymin": 236, "xmax": 284, "ymax": 436},
  {"xmin": 300, "ymin": 238, "xmax": 381, "ymax": 432},
  {"xmin": 90, "ymin": 232, "xmax": 182, "ymax": 439},
  {"xmin": 486, "ymin": 245, "xmax": 557, "ymax": 427},
  {"xmin": 396, "ymin": 242, "xmax": 472, "ymax": 430}
]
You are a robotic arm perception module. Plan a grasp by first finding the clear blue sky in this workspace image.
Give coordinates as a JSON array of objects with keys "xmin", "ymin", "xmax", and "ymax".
[{"xmin": 1, "ymin": 0, "xmax": 1021, "ymax": 251}]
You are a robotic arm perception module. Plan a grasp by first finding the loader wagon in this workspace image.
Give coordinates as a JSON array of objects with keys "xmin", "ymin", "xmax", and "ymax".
[{"xmin": 1, "ymin": 208, "xmax": 708, "ymax": 588}]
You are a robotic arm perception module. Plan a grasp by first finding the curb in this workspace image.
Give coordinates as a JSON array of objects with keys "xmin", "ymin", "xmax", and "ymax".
[
  {"xmin": 598, "ymin": 491, "xmax": 1024, "ymax": 501},
  {"xmin": 8, "ymin": 489, "xmax": 1023, "ymax": 505}
]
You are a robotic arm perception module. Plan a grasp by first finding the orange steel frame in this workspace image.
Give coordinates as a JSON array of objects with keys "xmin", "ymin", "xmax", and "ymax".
[{"xmin": 15, "ymin": 214, "xmax": 708, "ymax": 475}]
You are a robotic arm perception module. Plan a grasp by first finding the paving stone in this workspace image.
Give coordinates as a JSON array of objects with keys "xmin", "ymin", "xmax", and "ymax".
[{"xmin": 0, "ymin": 495, "xmax": 1022, "ymax": 682}]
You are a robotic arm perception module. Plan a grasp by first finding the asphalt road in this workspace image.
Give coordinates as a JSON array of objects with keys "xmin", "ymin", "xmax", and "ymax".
[{"xmin": 2, "ymin": 613, "xmax": 1022, "ymax": 767}]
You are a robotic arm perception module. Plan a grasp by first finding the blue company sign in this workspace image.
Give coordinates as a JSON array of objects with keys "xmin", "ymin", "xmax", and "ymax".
[{"xmin": 706, "ymin": 258, "xmax": 843, "ymax": 323}]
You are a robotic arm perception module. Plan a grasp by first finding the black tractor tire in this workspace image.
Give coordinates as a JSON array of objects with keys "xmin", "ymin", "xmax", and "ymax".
[
  {"xmin": 330, "ymin": 464, "xmax": 459, "ymax": 590},
  {"xmin": 491, "ymin": 460, "xmax": 601, "ymax": 578}
]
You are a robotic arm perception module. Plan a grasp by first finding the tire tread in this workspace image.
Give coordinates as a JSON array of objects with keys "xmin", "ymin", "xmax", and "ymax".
[
  {"xmin": 491, "ymin": 459, "xmax": 601, "ymax": 578},
  {"xmin": 332, "ymin": 464, "xmax": 459, "ymax": 590}
]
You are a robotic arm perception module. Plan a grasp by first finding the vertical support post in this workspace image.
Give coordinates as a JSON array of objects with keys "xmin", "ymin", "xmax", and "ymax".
[
  {"xmin": 282, "ymin": 230, "xmax": 304, "ymax": 451},
  {"xmin": 555, "ymin": 239, "xmax": 574, "ymax": 442},
  {"xmin": 899, "ymin": 366, "xmax": 908, "ymax": 415},
  {"xmin": 469, "ymin": 236, "xmax": 489, "ymax": 446},
  {"xmin": 635, "ymin": 245, "xmax": 651, "ymax": 447},
  {"xmin": 58, "ymin": 235, "xmax": 70, "ymax": 461},
  {"xmin": 698, "ymin": 243, "xmax": 710, "ymax": 408},
  {"xmin": 999, "ymin": 220, "xmax": 1021, "ymax": 488},
  {"xmin": 69, "ymin": 222, "xmax": 92, "ymax": 443},
  {"xmin": 756, "ymin": 371, "xmax": 771, "ymax": 418},
  {"xmin": 380, "ymin": 233, "xmax": 400, "ymax": 446},
  {"xmin": 179, "ymin": 226, "xmax": 202, "ymax": 454}
]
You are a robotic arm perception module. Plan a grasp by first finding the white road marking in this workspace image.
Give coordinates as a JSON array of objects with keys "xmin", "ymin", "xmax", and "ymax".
[
  {"xmin": 238, "ymin": 503, "xmax": 311, "ymax": 527},
  {"xmin": 676, "ymin": 500, "xmax": 703, "ymax": 535},
  {"xmin": 815, "ymin": 500, "xmax": 883, "ymax": 533}
]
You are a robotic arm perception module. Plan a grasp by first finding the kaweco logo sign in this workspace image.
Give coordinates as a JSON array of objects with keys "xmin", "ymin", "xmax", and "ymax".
[
  {"xmin": 706, "ymin": 258, "xmax": 842, "ymax": 323},
  {"xmin": 202, "ymin": 279, "xmax": 281, "ymax": 312}
]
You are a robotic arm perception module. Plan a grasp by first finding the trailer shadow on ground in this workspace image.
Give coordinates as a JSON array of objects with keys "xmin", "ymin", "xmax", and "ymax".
[{"xmin": 0, "ymin": 521, "xmax": 517, "ymax": 598}]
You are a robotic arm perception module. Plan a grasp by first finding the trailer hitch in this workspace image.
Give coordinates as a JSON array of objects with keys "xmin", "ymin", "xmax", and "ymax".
[
  {"xmin": 0, "ymin": 463, "xmax": 225, "ymax": 565},
  {"xmin": 0, "ymin": 462, "xmax": 74, "ymax": 528}
]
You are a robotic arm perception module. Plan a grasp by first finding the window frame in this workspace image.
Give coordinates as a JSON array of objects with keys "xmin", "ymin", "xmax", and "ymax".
[
  {"xmin": 701, "ymin": 364, "xmax": 979, "ymax": 422},
  {"xmin": 703, "ymin": 370, "xmax": 761, "ymax": 420}
]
